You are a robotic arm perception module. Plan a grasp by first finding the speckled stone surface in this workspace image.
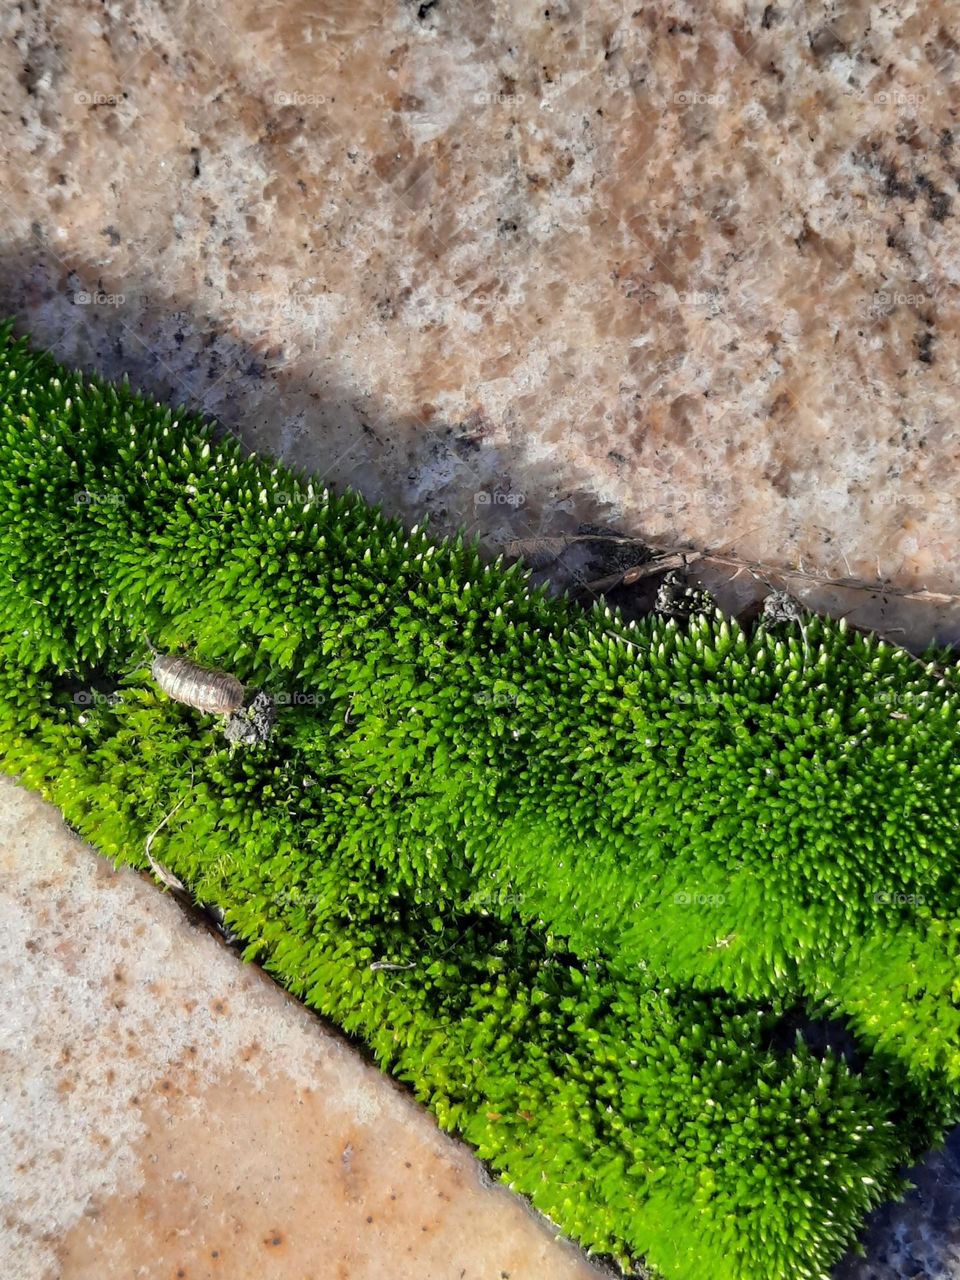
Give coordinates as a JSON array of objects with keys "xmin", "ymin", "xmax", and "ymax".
[
  {"xmin": 2, "ymin": 4, "xmax": 960, "ymax": 1277},
  {"xmin": 0, "ymin": 777, "xmax": 608, "ymax": 1280},
  {"xmin": 2, "ymin": 782, "xmax": 960, "ymax": 1280},
  {"xmin": 836, "ymin": 1127, "xmax": 960, "ymax": 1280},
  {"xmin": 0, "ymin": 0, "xmax": 958, "ymax": 647}
]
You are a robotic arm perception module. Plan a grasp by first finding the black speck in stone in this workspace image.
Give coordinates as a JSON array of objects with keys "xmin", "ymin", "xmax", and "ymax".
[
  {"xmin": 808, "ymin": 27, "xmax": 845, "ymax": 58},
  {"xmin": 883, "ymin": 165, "xmax": 916, "ymax": 202},
  {"xmin": 915, "ymin": 176, "xmax": 951, "ymax": 222},
  {"xmin": 931, "ymin": 191, "xmax": 951, "ymax": 221}
]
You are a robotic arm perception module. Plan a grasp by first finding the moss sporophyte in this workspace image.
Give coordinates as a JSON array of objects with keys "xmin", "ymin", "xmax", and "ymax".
[{"xmin": 1, "ymin": 321, "xmax": 958, "ymax": 1280}]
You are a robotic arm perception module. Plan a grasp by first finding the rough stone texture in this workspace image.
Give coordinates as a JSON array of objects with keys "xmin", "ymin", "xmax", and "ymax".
[
  {"xmin": 1, "ymin": 3, "xmax": 960, "ymax": 1276},
  {"xmin": 0, "ymin": 776, "xmax": 608, "ymax": 1280},
  {"xmin": 0, "ymin": 0, "xmax": 958, "ymax": 648},
  {"xmin": 3, "ymin": 779, "xmax": 960, "ymax": 1280},
  {"xmin": 836, "ymin": 1126, "xmax": 960, "ymax": 1280}
]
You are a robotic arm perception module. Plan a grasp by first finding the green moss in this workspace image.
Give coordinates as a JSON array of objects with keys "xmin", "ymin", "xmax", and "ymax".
[{"xmin": 1, "ymin": 321, "xmax": 958, "ymax": 1279}]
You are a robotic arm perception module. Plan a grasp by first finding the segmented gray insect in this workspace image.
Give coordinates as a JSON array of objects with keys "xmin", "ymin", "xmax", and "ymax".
[{"xmin": 146, "ymin": 637, "xmax": 245, "ymax": 715}]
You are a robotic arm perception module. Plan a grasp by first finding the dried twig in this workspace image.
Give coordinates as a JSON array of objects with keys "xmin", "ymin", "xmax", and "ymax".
[
  {"xmin": 580, "ymin": 551, "xmax": 699, "ymax": 596},
  {"xmin": 505, "ymin": 533, "xmax": 688, "ymax": 570},
  {"xmin": 506, "ymin": 534, "xmax": 960, "ymax": 607},
  {"xmin": 605, "ymin": 630, "xmax": 640, "ymax": 650},
  {"xmin": 702, "ymin": 552, "xmax": 960, "ymax": 606},
  {"xmin": 143, "ymin": 767, "xmax": 195, "ymax": 892}
]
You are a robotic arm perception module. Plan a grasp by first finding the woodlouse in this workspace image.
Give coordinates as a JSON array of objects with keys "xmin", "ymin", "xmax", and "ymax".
[{"xmin": 146, "ymin": 637, "xmax": 246, "ymax": 715}]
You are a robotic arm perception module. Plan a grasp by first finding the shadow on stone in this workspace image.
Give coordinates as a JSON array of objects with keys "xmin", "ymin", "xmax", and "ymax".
[{"xmin": 2, "ymin": 244, "xmax": 960, "ymax": 1278}]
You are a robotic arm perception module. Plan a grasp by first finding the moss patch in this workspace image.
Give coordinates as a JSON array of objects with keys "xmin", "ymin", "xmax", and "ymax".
[{"xmin": 1, "ymin": 322, "xmax": 958, "ymax": 1279}]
